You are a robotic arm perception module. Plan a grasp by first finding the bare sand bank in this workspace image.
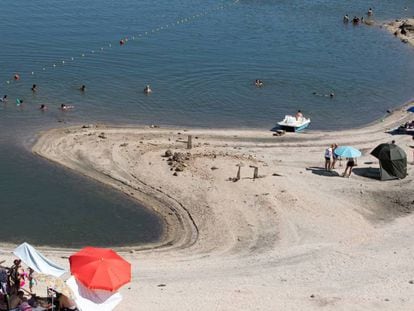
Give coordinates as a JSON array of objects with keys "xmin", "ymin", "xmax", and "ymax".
[
  {"xmin": 1, "ymin": 102, "xmax": 414, "ymax": 310},
  {"xmin": 384, "ymin": 18, "xmax": 414, "ymax": 47}
]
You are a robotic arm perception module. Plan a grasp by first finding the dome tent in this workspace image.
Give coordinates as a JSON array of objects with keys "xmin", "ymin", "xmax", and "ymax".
[{"xmin": 371, "ymin": 143, "xmax": 407, "ymax": 181}]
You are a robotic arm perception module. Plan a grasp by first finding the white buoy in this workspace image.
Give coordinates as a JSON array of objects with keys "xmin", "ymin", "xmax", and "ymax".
[
  {"xmin": 62, "ymin": 60, "xmax": 65, "ymax": 64},
  {"xmin": 82, "ymin": 54, "xmax": 85, "ymax": 57},
  {"xmin": 109, "ymin": 44, "xmax": 112, "ymax": 47},
  {"xmin": 6, "ymin": 81, "xmax": 10, "ymax": 84},
  {"xmin": 101, "ymin": 47, "xmax": 104, "ymax": 50},
  {"xmin": 91, "ymin": 50, "xmax": 95, "ymax": 53},
  {"xmin": 53, "ymin": 64, "xmax": 56, "ymax": 67},
  {"xmin": 71, "ymin": 57, "xmax": 74, "ymax": 61},
  {"xmin": 43, "ymin": 68, "xmax": 46, "ymax": 71},
  {"xmin": 31, "ymin": 72, "xmax": 34, "ymax": 75}
]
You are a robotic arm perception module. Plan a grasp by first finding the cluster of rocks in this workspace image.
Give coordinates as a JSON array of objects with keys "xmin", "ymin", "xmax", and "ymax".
[{"xmin": 163, "ymin": 150, "xmax": 191, "ymax": 176}]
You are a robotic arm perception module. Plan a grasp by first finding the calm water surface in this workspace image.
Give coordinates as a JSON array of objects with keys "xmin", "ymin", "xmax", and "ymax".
[{"xmin": 0, "ymin": 0, "xmax": 413, "ymax": 246}]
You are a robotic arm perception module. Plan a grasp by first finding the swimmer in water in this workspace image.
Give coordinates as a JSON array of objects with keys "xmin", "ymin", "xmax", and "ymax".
[
  {"xmin": 16, "ymin": 98, "xmax": 23, "ymax": 105},
  {"xmin": 255, "ymin": 79, "xmax": 264, "ymax": 87},
  {"xmin": 80, "ymin": 85, "xmax": 86, "ymax": 92},
  {"xmin": 144, "ymin": 85, "xmax": 152, "ymax": 94},
  {"xmin": 0, "ymin": 95, "xmax": 7, "ymax": 103},
  {"xmin": 60, "ymin": 104, "xmax": 74, "ymax": 110},
  {"xmin": 31, "ymin": 84, "xmax": 37, "ymax": 92},
  {"xmin": 40, "ymin": 104, "xmax": 47, "ymax": 111}
]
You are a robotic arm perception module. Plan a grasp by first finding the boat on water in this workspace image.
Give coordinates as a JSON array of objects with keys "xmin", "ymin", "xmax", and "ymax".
[{"xmin": 277, "ymin": 115, "xmax": 311, "ymax": 132}]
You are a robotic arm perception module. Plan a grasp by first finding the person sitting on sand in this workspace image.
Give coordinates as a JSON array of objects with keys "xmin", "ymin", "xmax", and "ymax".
[
  {"xmin": 295, "ymin": 110, "xmax": 303, "ymax": 120},
  {"xmin": 144, "ymin": 85, "xmax": 152, "ymax": 94},
  {"xmin": 342, "ymin": 157, "xmax": 355, "ymax": 178},
  {"xmin": 57, "ymin": 293, "xmax": 78, "ymax": 311},
  {"xmin": 9, "ymin": 290, "xmax": 24, "ymax": 309},
  {"xmin": 31, "ymin": 84, "xmax": 37, "ymax": 92},
  {"xmin": 324, "ymin": 145, "xmax": 333, "ymax": 171},
  {"xmin": 343, "ymin": 14, "xmax": 349, "ymax": 23}
]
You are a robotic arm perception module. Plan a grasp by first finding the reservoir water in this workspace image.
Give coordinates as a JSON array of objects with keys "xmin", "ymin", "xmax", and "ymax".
[{"xmin": 0, "ymin": 0, "xmax": 413, "ymax": 246}]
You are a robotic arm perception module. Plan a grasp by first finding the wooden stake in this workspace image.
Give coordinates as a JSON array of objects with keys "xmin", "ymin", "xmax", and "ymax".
[{"xmin": 187, "ymin": 135, "xmax": 192, "ymax": 149}]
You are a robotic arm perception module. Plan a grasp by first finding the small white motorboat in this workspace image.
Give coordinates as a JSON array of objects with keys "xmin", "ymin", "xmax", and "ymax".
[{"xmin": 277, "ymin": 115, "xmax": 311, "ymax": 132}]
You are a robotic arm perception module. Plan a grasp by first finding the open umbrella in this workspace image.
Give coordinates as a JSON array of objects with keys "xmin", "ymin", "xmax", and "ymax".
[
  {"xmin": 407, "ymin": 106, "xmax": 414, "ymax": 113},
  {"xmin": 69, "ymin": 247, "xmax": 131, "ymax": 292},
  {"xmin": 334, "ymin": 146, "xmax": 362, "ymax": 158}
]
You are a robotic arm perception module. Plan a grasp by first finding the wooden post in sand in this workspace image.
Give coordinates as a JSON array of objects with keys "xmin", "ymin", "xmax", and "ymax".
[
  {"xmin": 236, "ymin": 166, "xmax": 241, "ymax": 181},
  {"xmin": 253, "ymin": 166, "xmax": 259, "ymax": 179},
  {"xmin": 187, "ymin": 135, "xmax": 192, "ymax": 149}
]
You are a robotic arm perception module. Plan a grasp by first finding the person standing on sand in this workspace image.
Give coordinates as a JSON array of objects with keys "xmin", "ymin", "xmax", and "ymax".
[
  {"xmin": 324, "ymin": 145, "xmax": 333, "ymax": 171},
  {"xmin": 331, "ymin": 144, "xmax": 339, "ymax": 169},
  {"xmin": 342, "ymin": 157, "xmax": 355, "ymax": 178}
]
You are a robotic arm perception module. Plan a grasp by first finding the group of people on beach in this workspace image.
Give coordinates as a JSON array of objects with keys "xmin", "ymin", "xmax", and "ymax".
[
  {"xmin": 343, "ymin": 8, "xmax": 373, "ymax": 25},
  {"xmin": 324, "ymin": 144, "xmax": 355, "ymax": 178},
  {"xmin": 0, "ymin": 259, "xmax": 77, "ymax": 310}
]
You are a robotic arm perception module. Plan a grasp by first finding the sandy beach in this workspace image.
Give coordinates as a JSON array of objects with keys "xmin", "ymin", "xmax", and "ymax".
[{"xmin": 0, "ymin": 102, "xmax": 413, "ymax": 310}]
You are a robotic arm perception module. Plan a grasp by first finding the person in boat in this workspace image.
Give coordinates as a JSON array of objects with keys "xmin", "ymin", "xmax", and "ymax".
[
  {"xmin": 295, "ymin": 110, "xmax": 303, "ymax": 120},
  {"xmin": 343, "ymin": 14, "xmax": 349, "ymax": 23},
  {"xmin": 80, "ymin": 85, "xmax": 86, "ymax": 92},
  {"xmin": 31, "ymin": 84, "xmax": 37, "ymax": 92},
  {"xmin": 144, "ymin": 85, "xmax": 152, "ymax": 94},
  {"xmin": 367, "ymin": 8, "xmax": 373, "ymax": 16},
  {"xmin": 255, "ymin": 79, "xmax": 264, "ymax": 87},
  {"xmin": 0, "ymin": 95, "xmax": 7, "ymax": 103}
]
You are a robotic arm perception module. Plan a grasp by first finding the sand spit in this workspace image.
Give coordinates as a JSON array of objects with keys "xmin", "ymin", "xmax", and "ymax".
[
  {"xmin": 1, "ymin": 103, "xmax": 414, "ymax": 310},
  {"xmin": 384, "ymin": 18, "xmax": 414, "ymax": 47}
]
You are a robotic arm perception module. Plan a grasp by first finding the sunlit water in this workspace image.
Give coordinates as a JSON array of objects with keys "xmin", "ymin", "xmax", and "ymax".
[{"xmin": 0, "ymin": 0, "xmax": 413, "ymax": 246}]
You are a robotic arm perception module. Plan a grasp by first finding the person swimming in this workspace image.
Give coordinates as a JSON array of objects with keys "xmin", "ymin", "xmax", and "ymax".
[
  {"xmin": 40, "ymin": 104, "xmax": 47, "ymax": 111},
  {"xmin": 343, "ymin": 14, "xmax": 349, "ymax": 23},
  {"xmin": 16, "ymin": 98, "xmax": 23, "ymax": 105},
  {"xmin": 0, "ymin": 95, "xmax": 7, "ymax": 103},
  {"xmin": 31, "ymin": 84, "xmax": 37, "ymax": 92},
  {"xmin": 144, "ymin": 85, "xmax": 152, "ymax": 94},
  {"xmin": 367, "ymin": 8, "xmax": 373, "ymax": 16},
  {"xmin": 60, "ymin": 104, "xmax": 74, "ymax": 110},
  {"xmin": 80, "ymin": 85, "xmax": 86, "ymax": 92},
  {"xmin": 255, "ymin": 79, "xmax": 264, "ymax": 87}
]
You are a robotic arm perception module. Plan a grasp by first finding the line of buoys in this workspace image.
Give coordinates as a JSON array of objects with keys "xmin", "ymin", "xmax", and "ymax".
[{"xmin": 2, "ymin": 0, "xmax": 239, "ymax": 87}]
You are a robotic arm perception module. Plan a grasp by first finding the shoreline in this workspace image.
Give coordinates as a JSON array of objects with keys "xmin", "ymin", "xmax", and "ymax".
[{"xmin": 0, "ymin": 100, "xmax": 412, "ymax": 309}]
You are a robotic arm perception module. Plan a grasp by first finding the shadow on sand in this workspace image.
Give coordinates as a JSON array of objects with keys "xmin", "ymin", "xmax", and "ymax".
[
  {"xmin": 352, "ymin": 167, "xmax": 381, "ymax": 180},
  {"xmin": 306, "ymin": 167, "xmax": 340, "ymax": 177}
]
